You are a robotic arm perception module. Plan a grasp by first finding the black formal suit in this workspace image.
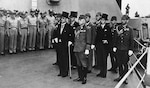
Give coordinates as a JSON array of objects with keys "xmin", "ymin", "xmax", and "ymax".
[
  {"xmin": 70, "ymin": 21, "xmax": 79, "ymax": 67},
  {"xmin": 114, "ymin": 24, "xmax": 134, "ymax": 78},
  {"xmin": 54, "ymin": 22, "xmax": 73, "ymax": 76},
  {"xmin": 95, "ymin": 23, "xmax": 112, "ymax": 77}
]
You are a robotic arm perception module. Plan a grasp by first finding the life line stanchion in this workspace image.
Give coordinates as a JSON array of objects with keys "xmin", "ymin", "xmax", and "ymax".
[
  {"xmin": 68, "ymin": 44, "xmax": 72, "ymax": 79},
  {"xmin": 145, "ymin": 47, "xmax": 150, "ymax": 88}
]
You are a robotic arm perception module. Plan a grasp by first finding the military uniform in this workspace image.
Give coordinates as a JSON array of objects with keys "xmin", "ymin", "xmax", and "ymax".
[
  {"xmin": 85, "ymin": 21, "xmax": 95, "ymax": 72},
  {"xmin": 114, "ymin": 24, "xmax": 133, "ymax": 79},
  {"xmin": 18, "ymin": 14, "xmax": 28, "ymax": 52},
  {"xmin": 28, "ymin": 14, "xmax": 37, "ymax": 50},
  {"xmin": 37, "ymin": 15, "xmax": 48, "ymax": 49},
  {"xmin": 0, "ymin": 12, "xmax": 6, "ymax": 54},
  {"xmin": 7, "ymin": 14, "xmax": 18, "ymax": 53},
  {"xmin": 46, "ymin": 13, "xmax": 55, "ymax": 48},
  {"xmin": 73, "ymin": 15, "xmax": 92, "ymax": 84}
]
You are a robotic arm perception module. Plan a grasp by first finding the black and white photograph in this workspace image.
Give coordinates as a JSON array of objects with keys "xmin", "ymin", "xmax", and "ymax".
[{"xmin": 0, "ymin": 0, "xmax": 150, "ymax": 88}]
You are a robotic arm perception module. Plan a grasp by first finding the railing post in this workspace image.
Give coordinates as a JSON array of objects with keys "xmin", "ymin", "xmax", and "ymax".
[{"xmin": 146, "ymin": 47, "xmax": 150, "ymax": 88}]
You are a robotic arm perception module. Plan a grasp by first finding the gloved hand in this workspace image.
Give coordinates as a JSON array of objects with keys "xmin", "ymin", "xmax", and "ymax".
[
  {"xmin": 113, "ymin": 47, "xmax": 117, "ymax": 52},
  {"xmin": 52, "ymin": 39, "xmax": 54, "ymax": 43},
  {"xmin": 68, "ymin": 41, "xmax": 72, "ymax": 46},
  {"xmin": 102, "ymin": 40, "xmax": 108, "ymax": 44},
  {"xmin": 85, "ymin": 49, "xmax": 90, "ymax": 55},
  {"xmin": 54, "ymin": 38, "xmax": 58, "ymax": 43},
  {"xmin": 91, "ymin": 45, "xmax": 95, "ymax": 49},
  {"xmin": 128, "ymin": 50, "xmax": 133, "ymax": 56}
]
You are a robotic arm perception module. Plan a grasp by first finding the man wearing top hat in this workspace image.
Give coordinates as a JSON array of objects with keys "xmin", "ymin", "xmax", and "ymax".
[
  {"xmin": 113, "ymin": 15, "xmax": 133, "ymax": 84},
  {"xmin": 73, "ymin": 15, "xmax": 91, "ymax": 84},
  {"xmin": 108, "ymin": 16, "xmax": 118, "ymax": 73},
  {"xmin": 95, "ymin": 13, "xmax": 112, "ymax": 78},
  {"xmin": 53, "ymin": 11, "xmax": 73, "ymax": 77},
  {"xmin": 69, "ymin": 11, "xmax": 79, "ymax": 69}
]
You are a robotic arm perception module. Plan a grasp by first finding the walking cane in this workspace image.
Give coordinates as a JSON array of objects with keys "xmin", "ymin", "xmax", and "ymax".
[{"xmin": 68, "ymin": 44, "xmax": 72, "ymax": 79}]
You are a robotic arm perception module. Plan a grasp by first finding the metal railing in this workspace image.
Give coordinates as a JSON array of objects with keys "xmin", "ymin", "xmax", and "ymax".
[{"xmin": 115, "ymin": 39, "xmax": 149, "ymax": 88}]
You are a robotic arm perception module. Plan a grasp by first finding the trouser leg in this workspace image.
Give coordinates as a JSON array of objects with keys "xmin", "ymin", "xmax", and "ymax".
[
  {"xmin": 42, "ymin": 29, "xmax": 46, "ymax": 48},
  {"xmin": 87, "ymin": 50, "xmax": 93, "ymax": 71},
  {"xmin": 110, "ymin": 50, "xmax": 117, "ymax": 70},
  {"xmin": 75, "ymin": 52, "xmax": 84, "ymax": 80},
  {"xmin": 13, "ymin": 29, "xmax": 17, "ymax": 52},
  {"xmin": 20, "ymin": 30, "xmax": 24, "ymax": 51},
  {"xmin": 29, "ymin": 26, "xmax": 33, "ymax": 49},
  {"xmin": 48, "ymin": 25, "xmax": 53, "ymax": 48},
  {"xmin": 39, "ymin": 30, "xmax": 43, "ymax": 49},
  {"xmin": 0, "ymin": 28, "xmax": 5, "ymax": 53},
  {"xmin": 32, "ymin": 27, "xmax": 36, "ymax": 49},
  {"xmin": 9, "ymin": 29, "xmax": 14, "ymax": 52},
  {"xmin": 23, "ymin": 29, "xmax": 27, "ymax": 50},
  {"xmin": 61, "ymin": 46, "xmax": 69, "ymax": 76},
  {"xmin": 71, "ymin": 45, "xmax": 77, "ymax": 67}
]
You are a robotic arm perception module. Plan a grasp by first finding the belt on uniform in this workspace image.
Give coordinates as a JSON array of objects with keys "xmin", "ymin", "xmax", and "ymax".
[
  {"xmin": 10, "ymin": 27, "xmax": 17, "ymax": 29},
  {"xmin": 21, "ymin": 27, "xmax": 28, "ymax": 29},
  {"xmin": 29, "ymin": 25, "xmax": 36, "ymax": 26},
  {"xmin": 0, "ymin": 26, "xmax": 4, "ymax": 27}
]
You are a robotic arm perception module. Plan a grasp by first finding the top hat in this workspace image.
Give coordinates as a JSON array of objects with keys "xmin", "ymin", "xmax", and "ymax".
[
  {"xmin": 55, "ymin": 13, "xmax": 61, "ymax": 17},
  {"xmin": 85, "ymin": 13, "xmax": 91, "ymax": 18},
  {"xmin": 70, "ymin": 11, "xmax": 78, "ymax": 18},
  {"xmin": 101, "ymin": 13, "xmax": 108, "ymax": 20},
  {"xmin": 48, "ymin": 9, "xmax": 54, "ymax": 13},
  {"xmin": 62, "ymin": 11, "xmax": 69, "ymax": 18},
  {"xmin": 96, "ymin": 12, "xmax": 101, "ymax": 16},
  {"xmin": 79, "ymin": 15, "xmax": 85, "ymax": 19},
  {"xmin": 111, "ymin": 16, "xmax": 117, "ymax": 21},
  {"xmin": 121, "ymin": 15, "xmax": 130, "ymax": 20}
]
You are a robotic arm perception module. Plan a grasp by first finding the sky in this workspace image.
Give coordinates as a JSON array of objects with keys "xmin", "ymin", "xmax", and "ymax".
[{"xmin": 122, "ymin": 0, "xmax": 150, "ymax": 18}]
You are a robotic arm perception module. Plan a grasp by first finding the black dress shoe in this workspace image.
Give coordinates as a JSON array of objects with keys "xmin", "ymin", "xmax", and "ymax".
[
  {"xmin": 108, "ymin": 68, "xmax": 113, "ymax": 71},
  {"xmin": 111, "ymin": 70, "xmax": 117, "ymax": 73},
  {"xmin": 73, "ymin": 78, "xmax": 82, "ymax": 82},
  {"xmin": 53, "ymin": 63, "xmax": 58, "ymax": 65},
  {"xmin": 87, "ymin": 70, "xmax": 92, "ymax": 73},
  {"xmin": 62, "ymin": 74, "xmax": 68, "ymax": 77},
  {"xmin": 123, "ymin": 80, "xmax": 128, "ymax": 84},
  {"xmin": 82, "ymin": 78, "xmax": 87, "ymax": 84},
  {"xmin": 96, "ymin": 74, "xmax": 106, "ymax": 78},
  {"xmin": 96, "ymin": 73, "xmax": 101, "ymax": 77},
  {"xmin": 114, "ymin": 77, "xmax": 121, "ymax": 82},
  {"xmin": 57, "ymin": 74, "xmax": 61, "ymax": 76}
]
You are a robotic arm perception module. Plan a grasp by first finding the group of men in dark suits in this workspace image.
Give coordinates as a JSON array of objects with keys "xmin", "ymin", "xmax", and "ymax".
[{"xmin": 52, "ymin": 10, "xmax": 134, "ymax": 84}]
